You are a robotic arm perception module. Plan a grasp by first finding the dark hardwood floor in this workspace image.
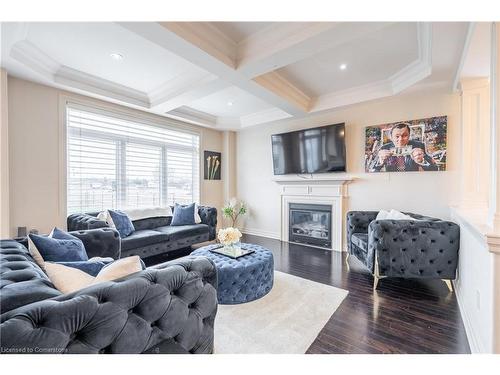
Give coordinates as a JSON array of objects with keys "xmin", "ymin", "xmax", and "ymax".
[
  {"xmin": 241, "ymin": 234, "xmax": 470, "ymax": 354},
  {"xmin": 145, "ymin": 234, "xmax": 470, "ymax": 354}
]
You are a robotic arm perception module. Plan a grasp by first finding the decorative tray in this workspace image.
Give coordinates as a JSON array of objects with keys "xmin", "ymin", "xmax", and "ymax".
[{"xmin": 209, "ymin": 244, "xmax": 255, "ymax": 259}]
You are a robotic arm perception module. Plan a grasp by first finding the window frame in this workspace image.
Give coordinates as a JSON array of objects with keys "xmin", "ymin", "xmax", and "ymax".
[{"xmin": 62, "ymin": 98, "xmax": 202, "ymax": 216}]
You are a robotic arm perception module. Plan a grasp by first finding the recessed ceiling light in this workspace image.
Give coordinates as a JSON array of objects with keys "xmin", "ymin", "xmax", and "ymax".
[
  {"xmin": 227, "ymin": 101, "xmax": 233, "ymax": 106},
  {"xmin": 339, "ymin": 63, "xmax": 347, "ymax": 71},
  {"xmin": 110, "ymin": 53, "xmax": 124, "ymax": 61}
]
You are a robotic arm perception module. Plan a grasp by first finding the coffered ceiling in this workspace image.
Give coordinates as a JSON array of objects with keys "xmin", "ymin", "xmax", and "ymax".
[{"xmin": 1, "ymin": 22, "xmax": 470, "ymax": 130}]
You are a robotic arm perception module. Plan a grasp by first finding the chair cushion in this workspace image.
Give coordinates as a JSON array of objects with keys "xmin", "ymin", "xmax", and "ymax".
[
  {"xmin": 154, "ymin": 224, "xmax": 209, "ymax": 241},
  {"xmin": 120, "ymin": 230, "xmax": 169, "ymax": 252},
  {"xmin": 351, "ymin": 233, "xmax": 368, "ymax": 252},
  {"xmin": 171, "ymin": 203, "xmax": 196, "ymax": 226}
]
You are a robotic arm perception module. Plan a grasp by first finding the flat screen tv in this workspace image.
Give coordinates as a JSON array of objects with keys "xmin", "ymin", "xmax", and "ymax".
[{"xmin": 271, "ymin": 123, "xmax": 346, "ymax": 175}]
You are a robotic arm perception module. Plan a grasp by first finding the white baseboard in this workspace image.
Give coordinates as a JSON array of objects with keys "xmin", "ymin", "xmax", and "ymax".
[
  {"xmin": 454, "ymin": 280, "xmax": 486, "ymax": 353},
  {"xmin": 241, "ymin": 227, "xmax": 281, "ymax": 240}
]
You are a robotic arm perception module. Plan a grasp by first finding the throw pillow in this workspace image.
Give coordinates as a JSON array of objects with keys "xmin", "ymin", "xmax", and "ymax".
[
  {"xmin": 57, "ymin": 257, "xmax": 114, "ymax": 276},
  {"xmin": 108, "ymin": 210, "xmax": 135, "ymax": 237},
  {"xmin": 28, "ymin": 229, "xmax": 88, "ymax": 269},
  {"xmin": 97, "ymin": 210, "xmax": 115, "ymax": 228},
  {"xmin": 376, "ymin": 209, "xmax": 417, "ymax": 221},
  {"xmin": 170, "ymin": 203, "xmax": 196, "ymax": 226},
  {"xmin": 123, "ymin": 207, "xmax": 173, "ymax": 221},
  {"xmin": 44, "ymin": 256, "xmax": 143, "ymax": 294},
  {"xmin": 194, "ymin": 203, "xmax": 202, "ymax": 224},
  {"xmin": 29, "ymin": 227, "xmax": 83, "ymax": 266}
]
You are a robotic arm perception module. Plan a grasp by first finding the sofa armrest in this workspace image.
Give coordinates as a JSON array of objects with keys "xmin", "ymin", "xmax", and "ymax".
[
  {"xmin": 198, "ymin": 206, "xmax": 217, "ymax": 240},
  {"xmin": 346, "ymin": 211, "xmax": 378, "ymax": 252},
  {"xmin": 368, "ymin": 220, "xmax": 460, "ymax": 279},
  {"xmin": 0, "ymin": 256, "xmax": 218, "ymax": 354},
  {"xmin": 70, "ymin": 228, "xmax": 121, "ymax": 260},
  {"xmin": 67, "ymin": 213, "xmax": 108, "ymax": 231}
]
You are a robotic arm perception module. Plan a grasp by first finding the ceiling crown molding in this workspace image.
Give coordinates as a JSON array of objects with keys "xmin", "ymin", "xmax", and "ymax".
[
  {"xmin": 10, "ymin": 40, "xmax": 60, "ymax": 79},
  {"xmin": 240, "ymin": 107, "xmax": 292, "ymax": 128},
  {"xmin": 390, "ymin": 22, "xmax": 433, "ymax": 93},
  {"xmin": 310, "ymin": 22, "xmax": 433, "ymax": 113},
  {"xmin": 55, "ymin": 66, "xmax": 150, "ymax": 108},
  {"xmin": 167, "ymin": 106, "xmax": 218, "ymax": 128},
  {"xmin": 10, "ymin": 39, "xmax": 150, "ymax": 108}
]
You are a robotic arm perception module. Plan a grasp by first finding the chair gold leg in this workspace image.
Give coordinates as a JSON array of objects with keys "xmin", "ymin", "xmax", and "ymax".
[
  {"xmin": 373, "ymin": 253, "xmax": 380, "ymax": 290},
  {"xmin": 443, "ymin": 279, "xmax": 453, "ymax": 292},
  {"xmin": 345, "ymin": 252, "xmax": 350, "ymax": 271}
]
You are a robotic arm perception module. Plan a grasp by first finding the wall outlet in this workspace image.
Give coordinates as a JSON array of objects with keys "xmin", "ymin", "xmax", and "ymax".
[{"xmin": 476, "ymin": 290, "xmax": 481, "ymax": 310}]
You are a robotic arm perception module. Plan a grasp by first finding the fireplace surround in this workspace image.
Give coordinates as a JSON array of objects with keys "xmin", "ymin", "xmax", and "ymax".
[{"xmin": 277, "ymin": 179, "xmax": 351, "ymax": 252}]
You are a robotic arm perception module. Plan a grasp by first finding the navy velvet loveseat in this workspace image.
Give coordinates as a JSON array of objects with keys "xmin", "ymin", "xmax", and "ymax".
[{"xmin": 67, "ymin": 205, "xmax": 217, "ymax": 259}]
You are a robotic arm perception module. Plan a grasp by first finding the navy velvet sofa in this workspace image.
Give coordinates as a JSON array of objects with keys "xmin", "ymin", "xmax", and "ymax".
[
  {"xmin": 67, "ymin": 205, "xmax": 217, "ymax": 259},
  {"xmin": 0, "ymin": 228, "xmax": 218, "ymax": 354}
]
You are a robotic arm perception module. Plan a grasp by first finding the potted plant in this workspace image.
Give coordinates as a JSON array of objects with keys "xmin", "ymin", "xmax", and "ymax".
[{"xmin": 221, "ymin": 198, "xmax": 247, "ymax": 228}]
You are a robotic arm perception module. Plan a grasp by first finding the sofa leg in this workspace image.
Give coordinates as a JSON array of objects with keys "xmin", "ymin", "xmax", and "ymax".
[
  {"xmin": 443, "ymin": 279, "xmax": 453, "ymax": 292},
  {"xmin": 345, "ymin": 252, "xmax": 350, "ymax": 271}
]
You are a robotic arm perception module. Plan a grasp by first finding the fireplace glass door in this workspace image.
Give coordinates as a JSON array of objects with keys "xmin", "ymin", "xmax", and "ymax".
[{"xmin": 288, "ymin": 203, "xmax": 332, "ymax": 249}]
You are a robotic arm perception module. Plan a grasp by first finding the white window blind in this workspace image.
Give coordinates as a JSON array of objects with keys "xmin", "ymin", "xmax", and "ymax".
[{"xmin": 66, "ymin": 105, "xmax": 200, "ymax": 214}]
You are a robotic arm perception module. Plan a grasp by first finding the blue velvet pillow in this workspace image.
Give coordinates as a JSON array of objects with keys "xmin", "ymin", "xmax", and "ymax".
[
  {"xmin": 29, "ymin": 231, "xmax": 88, "ymax": 263},
  {"xmin": 171, "ymin": 203, "xmax": 196, "ymax": 226},
  {"xmin": 56, "ymin": 259, "xmax": 113, "ymax": 276},
  {"xmin": 108, "ymin": 210, "xmax": 135, "ymax": 237}
]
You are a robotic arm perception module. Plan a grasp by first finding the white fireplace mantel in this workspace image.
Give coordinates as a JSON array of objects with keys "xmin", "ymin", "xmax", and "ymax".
[
  {"xmin": 279, "ymin": 181, "xmax": 350, "ymax": 252},
  {"xmin": 272, "ymin": 174, "xmax": 355, "ymax": 184}
]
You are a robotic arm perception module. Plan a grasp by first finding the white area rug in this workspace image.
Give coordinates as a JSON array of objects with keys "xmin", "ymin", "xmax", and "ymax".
[{"xmin": 214, "ymin": 271, "xmax": 348, "ymax": 354}]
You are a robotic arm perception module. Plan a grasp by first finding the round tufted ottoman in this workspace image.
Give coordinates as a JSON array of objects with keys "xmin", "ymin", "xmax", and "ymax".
[{"xmin": 191, "ymin": 243, "xmax": 274, "ymax": 305}]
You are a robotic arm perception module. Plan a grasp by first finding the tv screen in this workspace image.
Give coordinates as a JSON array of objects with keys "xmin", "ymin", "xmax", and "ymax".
[{"xmin": 271, "ymin": 123, "xmax": 346, "ymax": 175}]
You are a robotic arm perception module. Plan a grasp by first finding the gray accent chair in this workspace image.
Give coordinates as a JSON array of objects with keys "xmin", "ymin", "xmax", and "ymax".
[
  {"xmin": 0, "ymin": 229, "xmax": 218, "ymax": 354},
  {"xmin": 346, "ymin": 211, "xmax": 460, "ymax": 290},
  {"xmin": 67, "ymin": 205, "xmax": 217, "ymax": 259}
]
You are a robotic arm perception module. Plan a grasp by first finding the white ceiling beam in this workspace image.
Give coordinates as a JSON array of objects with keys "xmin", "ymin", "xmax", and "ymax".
[
  {"xmin": 118, "ymin": 22, "xmax": 307, "ymax": 116},
  {"xmin": 253, "ymin": 71, "xmax": 311, "ymax": 112},
  {"xmin": 148, "ymin": 70, "xmax": 231, "ymax": 113}
]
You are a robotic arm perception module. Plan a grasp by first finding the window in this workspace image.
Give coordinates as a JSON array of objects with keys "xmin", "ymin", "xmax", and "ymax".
[{"xmin": 66, "ymin": 104, "xmax": 200, "ymax": 214}]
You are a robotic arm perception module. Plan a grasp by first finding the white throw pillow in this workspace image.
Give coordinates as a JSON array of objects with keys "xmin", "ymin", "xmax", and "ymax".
[
  {"xmin": 376, "ymin": 209, "xmax": 416, "ymax": 221},
  {"xmin": 28, "ymin": 236, "xmax": 45, "ymax": 268},
  {"xmin": 123, "ymin": 207, "xmax": 173, "ymax": 221},
  {"xmin": 44, "ymin": 256, "xmax": 143, "ymax": 294},
  {"xmin": 97, "ymin": 210, "xmax": 115, "ymax": 228},
  {"xmin": 375, "ymin": 210, "xmax": 390, "ymax": 220},
  {"xmin": 194, "ymin": 204, "xmax": 202, "ymax": 224}
]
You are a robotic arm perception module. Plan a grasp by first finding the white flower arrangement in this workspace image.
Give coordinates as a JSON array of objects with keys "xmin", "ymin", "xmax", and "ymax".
[{"xmin": 217, "ymin": 227, "xmax": 242, "ymax": 246}]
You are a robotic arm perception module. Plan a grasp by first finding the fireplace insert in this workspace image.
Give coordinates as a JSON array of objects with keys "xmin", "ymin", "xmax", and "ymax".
[{"xmin": 288, "ymin": 203, "xmax": 332, "ymax": 249}]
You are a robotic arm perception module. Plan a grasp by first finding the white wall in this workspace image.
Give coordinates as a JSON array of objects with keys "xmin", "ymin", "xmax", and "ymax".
[
  {"xmin": 0, "ymin": 68, "xmax": 9, "ymax": 237},
  {"xmin": 451, "ymin": 211, "xmax": 494, "ymax": 353},
  {"xmin": 7, "ymin": 77, "xmax": 225, "ymax": 236},
  {"xmin": 237, "ymin": 89, "xmax": 461, "ymax": 240}
]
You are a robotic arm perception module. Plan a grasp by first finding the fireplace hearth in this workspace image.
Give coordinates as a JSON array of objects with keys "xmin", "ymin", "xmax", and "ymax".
[{"xmin": 288, "ymin": 203, "xmax": 332, "ymax": 249}]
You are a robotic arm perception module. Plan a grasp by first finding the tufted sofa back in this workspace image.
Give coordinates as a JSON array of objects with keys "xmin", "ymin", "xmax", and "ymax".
[{"xmin": 0, "ymin": 241, "xmax": 61, "ymax": 314}]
